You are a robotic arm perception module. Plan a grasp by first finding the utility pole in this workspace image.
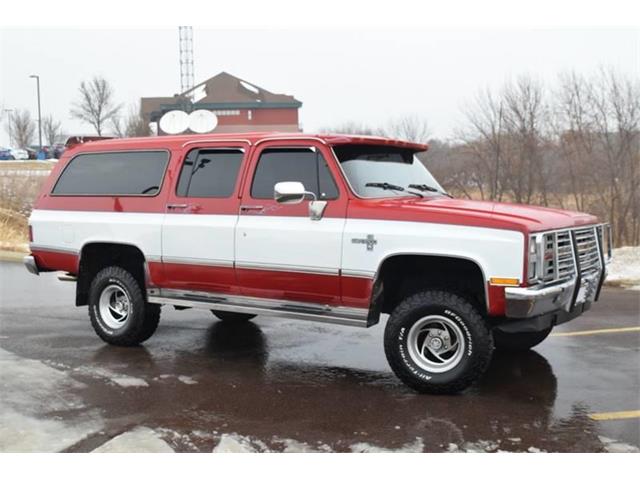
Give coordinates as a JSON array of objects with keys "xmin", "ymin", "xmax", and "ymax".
[
  {"xmin": 3, "ymin": 109, "xmax": 14, "ymax": 146},
  {"xmin": 29, "ymin": 75, "xmax": 42, "ymax": 150}
]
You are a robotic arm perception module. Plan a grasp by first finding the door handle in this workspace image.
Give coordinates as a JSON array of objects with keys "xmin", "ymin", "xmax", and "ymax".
[
  {"xmin": 167, "ymin": 203, "xmax": 202, "ymax": 213},
  {"xmin": 240, "ymin": 205, "xmax": 264, "ymax": 212}
]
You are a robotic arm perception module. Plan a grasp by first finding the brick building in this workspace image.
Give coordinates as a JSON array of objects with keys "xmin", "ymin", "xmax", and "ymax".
[{"xmin": 141, "ymin": 72, "xmax": 302, "ymax": 134}]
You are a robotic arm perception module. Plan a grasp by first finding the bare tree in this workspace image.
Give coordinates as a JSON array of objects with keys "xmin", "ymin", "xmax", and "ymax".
[
  {"xmin": 502, "ymin": 75, "xmax": 548, "ymax": 205},
  {"xmin": 319, "ymin": 121, "xmax": 379, "ymax": 136},
  {"xmin": 458, "ymin": 88, "xmax": 507, "ymax": 201},
  {"xmin": 111, "ymin": 105, "xmax": 151, "ymax": 138},
  {"xmin": 42, "ymin": 115, "xmax": 63, "ymax": 146},
  {"xmin": 384, "ymin": 115, "xmax": 431, "ymax": 144},
  {"xmin": 70, "ymin": 76, "xmax": 122, "ymax": 136},
  {"xmin": 4, "ymin": 109, "xmax": 36, "ymax": 148}
]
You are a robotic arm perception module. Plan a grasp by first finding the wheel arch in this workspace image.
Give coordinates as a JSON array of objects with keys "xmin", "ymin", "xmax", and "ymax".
[
  {"xmin": 368, "ymin": 252, "xmax": 490, "ymax": 320},
  {"xmin": 76, "ymin": 241, "xmax": 151, "ymax": 306}
]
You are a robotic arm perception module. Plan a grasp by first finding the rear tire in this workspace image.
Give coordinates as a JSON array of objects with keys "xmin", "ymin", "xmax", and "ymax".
[
  {"xmin": 384, "ymin": 290, "xmax": 494, "ymax": 394},
  {"xmin": 211, "ymin": 310, "xmax": 256, "ymax": 322},
  {"xmin": 89, "ymin": 266, "xmax": 160, "ymax": 346},
  {"xmin": 493, "ymin": 327, "xmax": 552, "ymax": 352}
]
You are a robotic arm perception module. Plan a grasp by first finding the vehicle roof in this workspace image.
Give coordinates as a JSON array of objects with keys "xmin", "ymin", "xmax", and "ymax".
[{"xmin": 67, "ymin": 131, "xmax": 429, "ymax": 153}]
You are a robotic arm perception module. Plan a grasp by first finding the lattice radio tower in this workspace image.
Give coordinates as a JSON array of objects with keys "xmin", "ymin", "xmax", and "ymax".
[{"xmin": 179, "ymin": 26, "xmax": 195, "ymax": 94}]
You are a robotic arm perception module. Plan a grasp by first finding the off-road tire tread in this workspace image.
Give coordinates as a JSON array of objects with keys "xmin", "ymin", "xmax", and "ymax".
[
  {"xmin": 384, "ymin": 290, "xmax": 494, "ymax": 394},
  {"xmin": 89, "ymin": 266, "xmax": 160, "ymax": 346}
]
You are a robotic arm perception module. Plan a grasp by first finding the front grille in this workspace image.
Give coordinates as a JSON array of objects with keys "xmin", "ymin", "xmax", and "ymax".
[
  {"xmin": 574, "ymin": 227, "xmax": 601, "ymax": 275},
  {"xmin": 537, "ymin": 226, "xmax": 601, "ymax": 284}
]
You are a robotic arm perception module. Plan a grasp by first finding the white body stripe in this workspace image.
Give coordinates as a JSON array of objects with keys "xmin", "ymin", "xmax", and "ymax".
[
  {"xmin": 162, "ymin": 214, "xmax": 236, "ymax": 265},
  {"xmin": 235, "ymin": 215, "xmax": 345, "ymax": 273},
  {"xmin": 342, "ymin": 219, "xmax": 525, "ymax": 281},
  {"xmin": 29, "ymin": 210, "xmax": 525, "ymax": 285},
  {"xmin": 30, "ymin": 210, "xmax": 164, "ymax": 258}
]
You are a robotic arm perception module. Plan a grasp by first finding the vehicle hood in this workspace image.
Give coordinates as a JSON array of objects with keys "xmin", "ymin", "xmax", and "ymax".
[{"xmin": 349, "ymin": 196, "xmax": 599, "ymax": 234}]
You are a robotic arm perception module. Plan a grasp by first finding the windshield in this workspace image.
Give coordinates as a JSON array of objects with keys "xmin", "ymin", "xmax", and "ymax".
[{"xmin": 332, "ymin": 145, "xmax": 445, "ymax": 198}]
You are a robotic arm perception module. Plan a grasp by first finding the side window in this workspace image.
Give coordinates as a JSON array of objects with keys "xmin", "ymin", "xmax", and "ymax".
[
  {"xmin": 250, "ymin": 148, "xmax": 339, "ymax": 200},
  {"xmin": 52, "ymin": 151, "xmax": 169, "ymax": 195},
  {"xmin": 176, "ymin": 149, "xmax": 244, "ymax": 198}
]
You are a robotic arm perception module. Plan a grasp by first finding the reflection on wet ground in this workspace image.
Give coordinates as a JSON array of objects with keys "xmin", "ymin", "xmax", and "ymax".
[{"xmin": 0, "ymin": 261, "xmax": 638, "ymax": 452}]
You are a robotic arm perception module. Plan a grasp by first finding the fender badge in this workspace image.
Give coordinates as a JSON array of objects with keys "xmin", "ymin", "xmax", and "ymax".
[{"xmin": 352, "ymin": 234, "xmax": 378, "ymax": 251}]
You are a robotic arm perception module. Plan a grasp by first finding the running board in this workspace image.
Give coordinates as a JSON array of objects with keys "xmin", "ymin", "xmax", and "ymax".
[{"xmin": 147, "ymin": 288, "xmax": 372, "ymax": 328}]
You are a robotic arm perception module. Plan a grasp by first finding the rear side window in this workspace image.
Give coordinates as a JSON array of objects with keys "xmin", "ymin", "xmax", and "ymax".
[
  {"xmin": 176, "ymin": 149, "xmax": 244, "ymax": 198},
  {"xmin": 250, "ymin": 148, "xmax": 339, "ymax": 200},
  {"xmin": 53, "ymin": 151, "xmax": 169, "ymax": 195}
]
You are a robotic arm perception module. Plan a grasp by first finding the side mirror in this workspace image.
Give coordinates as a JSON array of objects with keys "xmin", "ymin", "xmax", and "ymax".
[
  {"xmin": 274, "ymin": 181, "xmax": 327, "ymax": 221},
  {"xmin": 274, "ymin": 181, "xmax": 309, "ymax": 204}
]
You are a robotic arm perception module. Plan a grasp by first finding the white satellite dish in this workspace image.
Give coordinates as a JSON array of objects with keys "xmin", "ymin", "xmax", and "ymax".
[
  {"xmin": 159, "ymin": 110, "xmax": 189, "ymax": 135},
  {"xmin": 189, "ymin": 110, "xmax": 218, "ymax": 133}
]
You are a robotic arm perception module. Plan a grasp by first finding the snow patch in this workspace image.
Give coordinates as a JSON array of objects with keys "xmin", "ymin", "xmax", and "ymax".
[
  {"xmin": 74, "ymin": 366, "xmax": 148, "ymax": 387},
  {"xmin": 92, "ymin": 427, "xmax": 174, "ymax": 453},
  {"xmin": 350, "ymin": 438, "xmax": 424, "ymax": 453},
  {"xmin": 599, "ymin": 436, "xmax": 640, "ymax": 453},
  {"xmin": 213, "ymin": 433, "xmax": 257, "ymax": 453},
  {"xmin": 190, "ymin": 84, "xmax": 207, "ymax": 102},
  {"xmin": 240, "ymin": 80, "xmax": 260, "ymax": 95},
  {"xmin": 273, "ymin": 438, "xmax": 332, "ymax": 453},
  {"xmin": 0, "ymin": 348, "xmax": 102, "ymax": 452},
  {"xmin": 0, "ymin": 409, "xmax": 100, "ymax": 453},
  {"xmin": 606, "ymin": 246, "xmax": 640, "ymax": 290},
  {"xmin": 177, "ymin": 375, "xmax": 198, "ymax": 385}
]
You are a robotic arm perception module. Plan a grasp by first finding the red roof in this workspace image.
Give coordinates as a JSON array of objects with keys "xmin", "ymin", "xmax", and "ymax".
[{"xmin": 68, "ymin": 132, "xmax": 429, "ymax": 153}]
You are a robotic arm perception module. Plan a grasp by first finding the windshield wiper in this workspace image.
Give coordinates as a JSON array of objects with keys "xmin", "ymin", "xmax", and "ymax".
[
  {"xmin": 408, "ymin": 184, "xmax": 454, "ymax": 198},
  {"xmin": 365, "ymin": 182, "xmax": 423, "ymax": 198}
]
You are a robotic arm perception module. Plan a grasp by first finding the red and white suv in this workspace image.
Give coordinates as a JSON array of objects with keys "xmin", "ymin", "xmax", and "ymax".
[{"xmin": 24, "ymin": 132, "xmax": 611, "ymax": 393}]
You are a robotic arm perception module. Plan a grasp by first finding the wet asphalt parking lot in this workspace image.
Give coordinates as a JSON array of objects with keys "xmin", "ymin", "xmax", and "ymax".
[{"xmin": 1, "ymin": 259, "xmax": 638, "ymax": 452}]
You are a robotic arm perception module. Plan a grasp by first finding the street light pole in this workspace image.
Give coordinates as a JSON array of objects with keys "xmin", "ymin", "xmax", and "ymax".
[{"xmin": 29, "ymin": 75, "xmax": 42, "ymax": 151}]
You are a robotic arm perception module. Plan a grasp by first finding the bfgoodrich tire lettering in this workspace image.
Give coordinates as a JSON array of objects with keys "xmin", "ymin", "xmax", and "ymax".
[
  {"xmin": 89, "ymin": 266, "xmax": 160, "ymax": 346},
  {"xmin": 384, "ymin": 290, "xmax": 494, "ymax": 394}
]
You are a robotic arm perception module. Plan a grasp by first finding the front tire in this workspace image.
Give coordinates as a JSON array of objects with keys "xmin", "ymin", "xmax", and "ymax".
[
  {"xmin": 384, "ymin": 290, "xmax": 494, "ymax": 394},
  {"xmin": 89, "ymin": 266, "xmax": 160, "ymax": 346},
  {"xmin": 493, "ymin": 327, "xmax": 552, "ymax": 352}
]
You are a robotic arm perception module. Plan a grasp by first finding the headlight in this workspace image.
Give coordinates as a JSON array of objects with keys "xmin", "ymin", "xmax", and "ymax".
[{"xmin": 528, "ymin": 234, "xmax": 541, "ymax": 282}]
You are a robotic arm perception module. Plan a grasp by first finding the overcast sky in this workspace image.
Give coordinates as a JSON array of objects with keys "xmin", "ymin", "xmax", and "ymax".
[{"xmin": 0, "ymin": 27, "xmax": 638, "ymax": 146}]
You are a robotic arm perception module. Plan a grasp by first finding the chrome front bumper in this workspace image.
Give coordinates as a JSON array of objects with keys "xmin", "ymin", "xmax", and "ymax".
[
  {"xmin": 504, "ymin": 270, "xmax": 601, "ymax": 318},
  {"xmin": 23, "ymin": 255, "xmax": 39, "ymax": 276}
]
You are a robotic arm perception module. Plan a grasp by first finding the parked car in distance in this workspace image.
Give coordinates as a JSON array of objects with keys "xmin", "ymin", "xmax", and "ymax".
[
  {"xmin": 29, "ymin": 145, "xmax": 52, "ymax": 159},
  {"xmin": 0, "ymin": 147, "xmax": 14, "ymax": 160},
  {"xmin": 9, "ymin": 147, "xmax": 29, "ymax": 160},
  {"xmin": 25, "ymin": 147, "xmax": 38, "ymax": 159},
  {"xmin": 52, "ymin": 143, "xmax": 65, "ymax": 159},
  {"xmin": 24, "ymin": 132, "xmax": 612, "ymax": 394}
]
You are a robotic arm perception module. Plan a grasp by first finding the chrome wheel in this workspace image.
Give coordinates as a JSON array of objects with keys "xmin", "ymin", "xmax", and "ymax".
[
  {"xmin": 407, "ymin": 315, "xmax": 465, "ymax": 373},
  {"xmin": 99, "ymin": 284, "xmax": 130, "ymax": 330}
]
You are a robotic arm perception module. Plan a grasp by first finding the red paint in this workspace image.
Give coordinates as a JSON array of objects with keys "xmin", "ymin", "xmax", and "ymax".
[
  {"xmin": 158, "ymin": 262, "xmax": 240, "ymax": 295},
  {"xmin": 31, "ymin": 249, "xmax": 79, "ymax": 275},
  {"xmin": 341, "ymin": 275, "xmax": 373, "ymax": 308},
  {"xmin": 237, "ymin": 267, "xmax": 341, "ymax": 305},
  {"xmin": 347, "ymin": 197, "xmax": 599, "ymax": 235},
  {"xmin": 487, "ymin": 284, "xmax": 507, "ymax": 316}
]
